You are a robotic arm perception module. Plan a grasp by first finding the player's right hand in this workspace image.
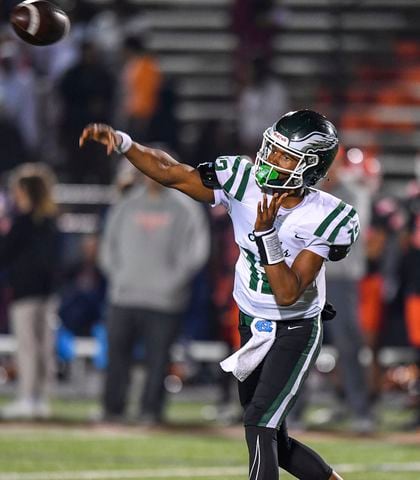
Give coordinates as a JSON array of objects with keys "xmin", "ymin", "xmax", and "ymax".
[
  {"xmin": 79, "ymin": 123, "xmax": 120, "ymax": 156},
  {"xmin": 255, "ymin": 192, "xmax": 289, "ymax": 232}
]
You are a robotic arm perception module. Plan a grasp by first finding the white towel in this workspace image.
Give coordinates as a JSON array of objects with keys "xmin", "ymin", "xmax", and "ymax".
[{"xmin": 220, "ymin": 318, "xmax": 277, "ymax": 382}]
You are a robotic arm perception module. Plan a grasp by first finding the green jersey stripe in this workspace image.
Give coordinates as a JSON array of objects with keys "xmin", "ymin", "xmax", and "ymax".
[
  {"xmin": 261, "ymin": 276, "xmax": 273, "ymax": 295},
  {"xmin": 249, "ymin": 267, "xmax": 259, "ymax": 291},
  {"xmin": 314, "ymin": 201, "xmax": 346, "ymax": 237},
  {"xmin": 244, "ymin": 249, "xmax": 259, "ymax": 291},
  {"xmin": 222, "ymin": 156, "xmax": 242, "ymax": 193},
  {"xmin": 327, "ymin": 208, "xmax": 356, "ymax": 243},
  {"xmin": 234, "ymin": 162, "xmax": 252, "ymax": 201},
  {"xmin": 243, "ymin": 248, "xmax": 273, "ymax": 295}
]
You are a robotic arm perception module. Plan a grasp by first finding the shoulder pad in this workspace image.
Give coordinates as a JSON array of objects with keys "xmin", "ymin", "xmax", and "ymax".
[
  {"xmin": 197, "ymin": 162, "xmax": 221, "ymax": 189},
  {"xmin": 328, "ymin": 245, "xmax": 350, "ymax": 262}
]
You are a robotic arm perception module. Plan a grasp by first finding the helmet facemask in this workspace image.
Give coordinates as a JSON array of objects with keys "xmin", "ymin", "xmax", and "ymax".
[{"xmin": 255, "ymin": 127, "xmax": 319, "ymax": 190}]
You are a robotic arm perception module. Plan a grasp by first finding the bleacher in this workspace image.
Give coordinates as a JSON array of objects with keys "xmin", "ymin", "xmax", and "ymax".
[
  {"xmin": 2, "ymin": 0, "xmax": 418, "ymax": 394},
  {"xmin": 99, "ymin": 0, "xmax": 420, "ymax": 191},
  {"xmin": 62, "ymin": 0, "xmax": 418, "ymax": 384}
]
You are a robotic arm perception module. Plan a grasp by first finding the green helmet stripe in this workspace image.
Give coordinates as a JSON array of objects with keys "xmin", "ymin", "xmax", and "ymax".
[
  {"xmin": 314, "ymin": 201, "xmax": 346, "ymax": 237},
  {"xmin": 327, "ymin": 208, "xmax": 356, "ymax": 243}
]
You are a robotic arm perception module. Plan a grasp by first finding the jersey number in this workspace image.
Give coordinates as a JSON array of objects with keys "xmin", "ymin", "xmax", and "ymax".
[
  {"xmin": 215, "ymin": 158, "xmax": 228, "ymax": 171},
  {"xmin": 348, "ymin": 222, "xmax": 360, "ymax": 243},
  {"xmin": 245, "ymin": 249, "xmax": 273, "ymax": 295}
]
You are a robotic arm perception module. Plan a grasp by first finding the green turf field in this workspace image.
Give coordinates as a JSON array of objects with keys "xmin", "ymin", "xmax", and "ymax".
[
  {"xmin": 0, "ymin": 425, "xmax": 419, "ymax": 480},
  {"xmin": 0, "ymin": 398, "xmax": 418, "ymax": 480}
]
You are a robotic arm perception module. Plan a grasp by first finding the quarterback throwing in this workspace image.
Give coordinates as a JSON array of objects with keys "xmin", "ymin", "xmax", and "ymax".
[{"xmin": 80, "ymin": 110, "xmax": 356, "ymax": 480}]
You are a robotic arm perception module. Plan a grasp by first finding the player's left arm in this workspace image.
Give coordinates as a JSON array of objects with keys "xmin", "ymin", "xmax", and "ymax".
[
  {"xmin": 254, "ymin": 193, "xmax": 324, "ymax": 306},
  {"xmin": 264, "ymin": 250, "xmax": 323, "ymax": 306}
]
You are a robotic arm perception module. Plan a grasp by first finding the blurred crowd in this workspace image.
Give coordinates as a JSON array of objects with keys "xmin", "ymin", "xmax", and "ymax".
[{"xmin": 0, "ymin": 0, "xmax": 418, "ymax": 430}]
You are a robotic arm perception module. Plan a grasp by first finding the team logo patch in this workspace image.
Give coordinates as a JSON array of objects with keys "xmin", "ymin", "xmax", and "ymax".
[
  {"xmin": 255, "ymin": 320, "xmax": 273, "ymax": 333},
  {"xmin": 291, "ymin": 131, "xmax": 338, "ymax": 152}
]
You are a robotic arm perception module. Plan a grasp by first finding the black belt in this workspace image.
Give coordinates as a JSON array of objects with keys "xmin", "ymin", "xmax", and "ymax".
[{"xmin": 239, "ymin": 311, "xmax": 318, "ymax": 327}]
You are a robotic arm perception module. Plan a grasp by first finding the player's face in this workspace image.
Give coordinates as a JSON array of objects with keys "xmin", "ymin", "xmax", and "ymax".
[
  {"xmin": 255, "ymin": 131, "xmax": 309, "ymax": 191},
  {"xmin": 267, "ymin": 147, "xmax": 300, "ymax": 178}
]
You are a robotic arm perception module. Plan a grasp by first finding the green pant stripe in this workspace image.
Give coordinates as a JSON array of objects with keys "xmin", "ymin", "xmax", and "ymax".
[
  {"xmin": 281, "ymin": 337, "xmax": 323, "ymax": 421},
  {"xmin": 314, "ymin": 201, "xmax": 346, "ymax": 237},
  {"xmin": 327, "ymin": 208, "xmax": 356, "ymax": 242},
  {"xmin": 223, "ymin": 156, "xmax": 241, "ymax": 193},
  {"xmin": 259, "ymin": 316, "xmax": 322, "ymax": 428}
]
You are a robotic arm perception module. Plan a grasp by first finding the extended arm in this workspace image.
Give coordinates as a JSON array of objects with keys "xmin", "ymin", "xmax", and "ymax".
[
  {"xmin": 79, "ymin": 123, "xmax": 215, "ymax": 203},
  {"xmin": 254, "ymin": 194, "xmax": 324, "ymax": 306}
]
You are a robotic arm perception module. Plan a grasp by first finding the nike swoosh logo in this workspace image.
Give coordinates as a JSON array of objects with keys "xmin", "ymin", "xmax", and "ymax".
[
  {"xmin": 288, "ymin": 325, "xmax": 303, "ymax": 330},
  {"xmin": 294, "ymin": 233, "xmax": 307, "ymax": 240}
]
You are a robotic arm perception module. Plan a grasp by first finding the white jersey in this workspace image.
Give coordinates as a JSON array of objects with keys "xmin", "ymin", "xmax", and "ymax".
[{"xmin": 213, "ymin": 155, "xmax": 360, "ymax": 321}]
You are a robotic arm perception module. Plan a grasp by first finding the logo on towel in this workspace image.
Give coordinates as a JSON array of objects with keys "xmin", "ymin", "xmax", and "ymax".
[{"xmin": 255, "ymin": 320, "xmax": 273, "ymax": 333}]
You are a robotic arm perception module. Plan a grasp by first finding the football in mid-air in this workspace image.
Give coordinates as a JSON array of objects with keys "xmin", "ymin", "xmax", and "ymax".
[{"xmin": 10, "ymin": 0, "xmax": 70, "ymax": 46}]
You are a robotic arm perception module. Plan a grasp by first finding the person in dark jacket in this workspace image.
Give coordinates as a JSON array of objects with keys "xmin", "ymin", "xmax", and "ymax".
[
  {"xmin": 0, "ymin": 163, "xmax": 59, "ymax": 419},
  {"xmin": 58, "ymin": 41, "xmax": 115, "ymax": 183}
]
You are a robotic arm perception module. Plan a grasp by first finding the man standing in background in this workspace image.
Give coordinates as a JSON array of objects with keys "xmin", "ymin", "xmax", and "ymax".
[{"xmin": 99, "ymin": 168, "xmax": 210, "ymax": 425}]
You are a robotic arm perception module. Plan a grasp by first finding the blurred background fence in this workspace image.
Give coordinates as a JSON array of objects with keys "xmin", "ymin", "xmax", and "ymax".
[{"xmin": 0, "ymin": 0, "xmax": 418, "ymax": 431}]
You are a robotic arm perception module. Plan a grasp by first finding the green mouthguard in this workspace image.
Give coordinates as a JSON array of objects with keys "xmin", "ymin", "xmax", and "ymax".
[{"xmin": 255, "ymin": 164, "xmax": 280, "ymax": 185}]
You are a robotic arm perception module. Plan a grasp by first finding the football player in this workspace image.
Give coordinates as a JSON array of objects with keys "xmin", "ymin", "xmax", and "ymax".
[{"xmin": 80, "ymin": 110, "xmax": 356, "ymax": 480}]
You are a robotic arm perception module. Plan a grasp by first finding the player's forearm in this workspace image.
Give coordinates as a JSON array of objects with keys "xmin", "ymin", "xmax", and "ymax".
[
  {"xmin": 124, "ymin": 142, "xmax": 188, "ymax": 187},
  {"xmin": 264, "ymin": 263, "xmax": 302, "ymax": 306},
  {"xmin": 80, "ymin": 123, "xmax": 209, "ymax": 198},
  {"xmin": 253, "ymin": 228, "xmax": 303, "ymax": 305}
]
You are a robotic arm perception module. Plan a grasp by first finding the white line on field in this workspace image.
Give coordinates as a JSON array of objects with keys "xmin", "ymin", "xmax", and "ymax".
[
  {"xmin": 1, "ymin": 463, "xmax": 420, "ymax": 479},
  {"xmin": 338, "ymin": 462, "xmax": 420, "ymax": 473},
  {"xmin": 0, "ymin": 468, "xmax": 245, "ymax": 480}
]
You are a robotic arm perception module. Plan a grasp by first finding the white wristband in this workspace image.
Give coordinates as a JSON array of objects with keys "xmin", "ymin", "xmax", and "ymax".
[
  {"xmin": 254, "ymin": 228, "xmax": 276, "ymax": 237},
  {"xmin": 115, "ymin": 131, "xmax": 133, "ymax": 154},
  {"xmin": 254, "ymin": 228, "xmax": 284, "ymax": 265}
]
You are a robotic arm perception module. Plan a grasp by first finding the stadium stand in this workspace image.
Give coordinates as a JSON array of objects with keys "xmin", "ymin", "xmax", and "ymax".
[
  {"xmin": 0, "ymin": 0, "xmax": 418, "ymax": 405},
  {"xmin": 104, "ymin": 0, "xmax": 420, "ymax": 191}
]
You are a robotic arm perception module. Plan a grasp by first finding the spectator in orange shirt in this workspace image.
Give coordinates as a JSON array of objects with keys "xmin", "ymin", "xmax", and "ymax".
[{"xmin": 119, "ymin": 36, "xmax": 162, "ymax": 143}]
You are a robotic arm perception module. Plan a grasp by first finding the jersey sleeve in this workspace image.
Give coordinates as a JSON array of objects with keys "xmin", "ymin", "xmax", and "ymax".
[
  {"xmin": 214, "ymin": 155, "xmax": 254, "ymax": 201},
  {"xmin": 310, "ymin": 200, "xmax": 361, "ymax": 260},
  {"xmin": 212, "ymin": 188, "xmax": 231, "ymax": 211},
  {"xmin": 304, "ymin": 236, "xmax": 331, "ymax": 259}
]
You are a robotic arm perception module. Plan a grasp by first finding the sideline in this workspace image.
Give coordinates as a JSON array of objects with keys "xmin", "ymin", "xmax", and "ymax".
[{"xmin": 1, "ymin": 463, "xmax": 420, "ymax": 480}]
